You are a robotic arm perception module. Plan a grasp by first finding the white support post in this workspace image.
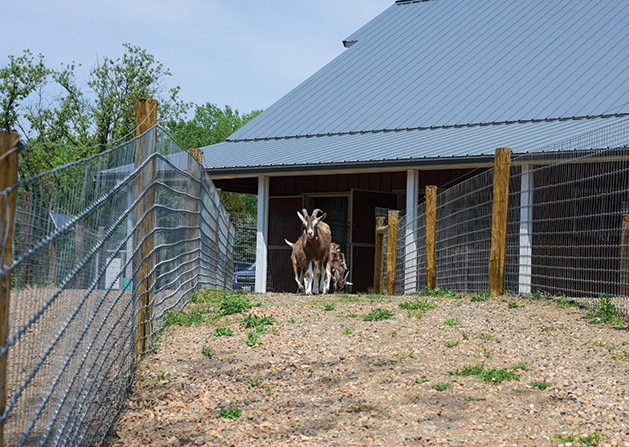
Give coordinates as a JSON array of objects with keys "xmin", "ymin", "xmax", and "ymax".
[
  {"xmin": 519, "ymin": 164, "xmax": 533, "ymax": 294},
  {"xmin": 405, "ymin": 169, "xmax": 420, "ymax": 294},
  {"xmin": 255, "ymin": 175, "xmax": 270, "ymax": 293}
]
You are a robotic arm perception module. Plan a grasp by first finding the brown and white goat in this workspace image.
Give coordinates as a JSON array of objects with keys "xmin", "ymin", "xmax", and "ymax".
[
  {"xmin": 289, "ymin": 208, "xmax": 331, "ymax": 294},
  {"xmin": 329, "ymin": 242, "xmax": 351, "ymax": 293}
]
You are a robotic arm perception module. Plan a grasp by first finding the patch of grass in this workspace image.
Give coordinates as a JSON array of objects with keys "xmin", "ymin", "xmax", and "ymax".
[
  {"xmin": 508, "ymin": 302, "xmax": 524, "ymax": 309},
  {"xmin": 361, "ymin": 308, "xmax": 395, "ymax": 321},
  {"xmin": 157, "ymin": 370, "xmax": 170, "ymax": 381},
  {"xmin": 367, "ymin": 294, "xmax": 387, "ymax": 303},
  {"xmin": 405, "ymin": 309, "xmax": 424, "ymax": 319},
  {"xmin": 218, "ymin": 408, "xmax": 242, "ymax": 419},
  {"xmin": 287, "ymin": 317, "xmax": 296, "ymax": 323},
  {"xmin": 219, "ymin": 295, "xmax": 255, "ymax": 316},
  {"xmin": 201, "ymin": 344, "xmax": 215, "ymax": 358},
  {"xmin": 433, "ymin": 383, "xmax": 453, "ymax": 391},
  {"xmin": 474, "ymin": 346, "xmax": 493, "ymax": 359},
  {"xmin": 393, "ymin": 350, "xmax": 417, "ymax": 360},
  {"xmin": 470, "ymin": 291, "xmax": 490, "ymax": 302},
  {"xmin": 399, "ymin": 298, "xmax": 438, "ymax": 311},
  {"xmin": 249, "ymin": 377, "xmax": 262, "ymax": 387},
  {"xmin": 323, "ymin": 303, "xmax": 336, "ymax": 311},
  {"xmin": 242, "ymin": 314, "xmax": 276, "ymax": 330},
  {"xmin": 557, "ymin": 295, "xmax": 576, "ymax": 308},
  {"xmin": 350, "ymin": 403, "xmax": 378, "ymax": 413},
  {"xmin": 478, "ymin": 332, "xmax": 495, "ymax": 340},
  {"xmin": 553, "ymin": 430, "xmax": 604, "ymax": 446},
  {"xmin": 459, "ymin": 330, "xmax": 470, "ymax": 340},
  {"xmin": 415, "ymin": 377, "xmax": 429, "ymax": 384},
  {"xmin": 418, "ymin": 287, "xmax": 458, "ymax": 298},
  {"xmin": 447, "ymin": 363, "xmax": 525, "ymax": 385},
  {"xmin": 463, "ymin": 396, "xmax": 478, "ymax": 401},
  {"xmin": 585, "ymin": 295, "xmax": 626, "ymax": 325},
  {"xmin": 164, "ymin": 310, "xmax": 205, "ymax": 327},
  {"xmin": 211, "ymin": 327, "xmax": 233, "ymax": 337},
  {"xmin": 611, "ymin": 351, "xmax": 629, "ymax": 360},
  {"xmin": 246, "ymin": 331, "xmax": 261, "ymax": 347},
  {"xmin": 342, "ymin": 326, "xmax": 354, "ymax": 335},
  {"xmin": 530, "ymin": 381, "xmax": 552, "ymax": 389},
  {"xmin": 442, "ymin": 318, "xmax": 460, "ymax": 326},
  {"xmin": 445, "ymin": 340, "xmax": 460, "ymax": 348},
  {"xmin": 389, "ymin": 330, "xmax": 397, "ymax": 338},
  {"xmin": 528, "ymin": 289, "xmax": 545, "ymax": 300}
]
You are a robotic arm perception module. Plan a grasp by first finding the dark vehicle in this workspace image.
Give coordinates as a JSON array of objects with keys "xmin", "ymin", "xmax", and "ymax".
[{"xmin": 233, "ymin": 262, "xmax": 255, "ymax": 291}]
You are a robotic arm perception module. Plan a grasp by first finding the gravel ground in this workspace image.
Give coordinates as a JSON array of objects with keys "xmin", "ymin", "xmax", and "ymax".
[{"xmin": 110, "ymin": 292, "xmax": 629, "ymax": 446}]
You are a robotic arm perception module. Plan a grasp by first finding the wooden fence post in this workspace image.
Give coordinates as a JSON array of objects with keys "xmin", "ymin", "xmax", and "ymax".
[
  {"xmin": 133, "ymin": 98, "xmax": 157, "ymax": 355},
  {"xmin": 386, "ymin": 210, "xmax": 399, "ymax": 295},
  {"xmin": 187, "ymin": 148, "xmax": 203, "ymax": 294},
  {"xmin": 425, "ymin": 185, "xmax": 437, "ymax": 290},
  {"xmin": 0, "ymin": 130, "xmax": 20, "ymax": 447},
  {"xmin": 489, "ymin": 147, "xmax": 511, "ymax": 297},
  {"xmin": 373, "ymin": 216, "xmax": 386, "ymax": 294}
]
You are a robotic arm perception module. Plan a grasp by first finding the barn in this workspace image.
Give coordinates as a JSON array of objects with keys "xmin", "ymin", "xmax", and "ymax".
[{"xmin": 201, "ymin": 0, "xmax": 629, "ymax": 293}]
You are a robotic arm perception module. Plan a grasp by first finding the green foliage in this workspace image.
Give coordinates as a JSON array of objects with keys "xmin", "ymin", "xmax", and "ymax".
[
  {"xmin": 164, "ymin": 310, "xmax": 205, "ymax": 327},
  {"xmin": 433, "ymin": 383, "xmax": 453, "ymax": 391},
  {"xmin": 211, "ymin": 327, "xmax": 234, "ymax": 337},
  {"xmin": 399, "ymin": 298, "xmax": 437, "ymax": 310},
  {"xmin": 393, "ymin": 350, "xmax": 416, "ymax": 360},
  {"xmin": 557, "ymin": 295, "xmax": 576, "ymax": 308},
  {"xmin": 585, "ymin": 295, "xmax": 626, "ymax": 325},
  {"xmin": 445, "ymin": 340, "xmax": 460, "ymax": 348},
  {"xmin": 507, "ymin": 302, "xmax": 523, "ymax": 309},
  {"xmin": 418, "ymin": 287, "xmax": 458, "ymax": 298},
  {"xmin": 442, "ymin": 318, "xmax": 460, "ymax": 326},
  {"xmin": 447, "ymin": 364, "xmax": 485, "ymax": 377},
  {"xmin": 242, "ymin": 314, "xmax": 276, "ymax": 330},
  {"xmin": 219, "ymin": 295, "xmax": 255, "ymax": 316},
  {"xmin": 246, "ymin": 331, "xmax": 261, "ymax": 347},
  {"xmin": 361, "ymin": 308, "xmax": 395, "ymax": 321},
  {"xmin": 553, "ymin": 430, "xmax": 604, "ymax": 446},
  {"xmin": 201, "ymin": 344, "xmax": 215, "ymax": 358},
  {"xmin": 470, "ymin": 291, "xmax": 490, "ymax": 302},
  {"xmin": 323, "ymin": 303, "xmax": 336, "ymax": 311},
  {"xmin": 530, "ymin": 381, "xmax": 552, "ymax": 389},
  {"xmin": 446, "ymin": 363, "xmax": 524, "ymax": 385},
  {"xmin": 218, "ymin": 408, "xmax": 242, "ymax": 419}
]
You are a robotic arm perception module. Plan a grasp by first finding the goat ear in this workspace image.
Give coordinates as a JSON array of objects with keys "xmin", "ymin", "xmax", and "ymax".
[{"xmin": 297, "ymin": 211, "xmax": 308, "ymax": 226}]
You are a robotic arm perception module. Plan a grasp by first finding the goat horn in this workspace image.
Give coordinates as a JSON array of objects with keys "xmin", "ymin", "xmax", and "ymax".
[
  {"xmin": 312, "ymin": 208, "xmax": 323, "ymax": 217},
  {"xmin": 301, "ymin": 208, "xmax": 308, "ymax": 217},
  {"xmin": 284, "ymin": 238, "xmax": 294, "ymax": 247}
]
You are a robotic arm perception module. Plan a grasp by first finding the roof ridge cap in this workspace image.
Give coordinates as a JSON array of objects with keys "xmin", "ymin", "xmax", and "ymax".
[{"xmin": 225, "ymin": 113, "xmax": 629, "ymax": 143}]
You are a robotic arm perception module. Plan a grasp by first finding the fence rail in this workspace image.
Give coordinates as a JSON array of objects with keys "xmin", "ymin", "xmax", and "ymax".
[
  {"xmin": 0, "ymin": 119, "xmax": 234, "ymax": 446},
  {"xmin": 382, "ymin": 118, "xmax": 629, "ymax": 316}
]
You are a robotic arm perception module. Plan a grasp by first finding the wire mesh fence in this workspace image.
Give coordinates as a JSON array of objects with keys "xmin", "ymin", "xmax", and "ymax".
[
  {"xmin": 0, "ymin": 126, "xmax": 234, "ymax": 446},
  {"xmin": 388, "ymin": 119, "xmax": 629, "ymax": 315}
]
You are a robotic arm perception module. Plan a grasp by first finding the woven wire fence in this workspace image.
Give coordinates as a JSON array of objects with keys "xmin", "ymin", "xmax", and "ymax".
[
  {"xmin": 391, "ymin": 118, "xmax": 629, "ymax": 314},
  {"xmin": 0, "ymin": 126, "xmax": 234, "ymax": 446}
]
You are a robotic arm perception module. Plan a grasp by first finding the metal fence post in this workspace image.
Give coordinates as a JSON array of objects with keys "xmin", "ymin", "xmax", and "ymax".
[
  {"xmin": 425, "ymin": 185, "xmax": 437, "ymax": 290},
  {"xmin": 386, "ymin": 210, "xmax": 399, "ymax": 295},
  {"xmin": 489, "ymin": 147, "xmax": 511, "ymax": 296},
  {"xmin": 133, "ymin": 98, "xmax": 157, "ymax": 355},
  {"xmin": 0, "ymin": 131, "xmax": 20, "ymax": 447},
  {"xmin": 187, "ymin": 148, "xmax": 203, "ymax": 293}
]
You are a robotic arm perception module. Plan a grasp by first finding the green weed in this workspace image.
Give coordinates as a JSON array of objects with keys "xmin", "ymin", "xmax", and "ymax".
[
  {"xmin": 530, "ymin": 381, "xmax": 552, "ymax": 389},
  {"xmin": 553, "ymin": 429, "xmax": 604, "ymax": 446},
  {"xmin": 445, "ymin": 340, "xmax": 460, "ymax": 348},
  {"xmin": 443, "ymin": 318, "xmax": 460, "ymax": 326},
  {"xmin": 246, "ymin": 331, "xmax": 261, "ymax": 347},
  {"xmin": 399, "ymin": 298, "xmax": 438, "ymax": 311},
  {"xmin": 470, "ymin": 291, "xmax": 490, "ymax": 302},
  {"xmin": 218, "ymin": 408, "xmax": 242, "ymax": 419},
  {"xmin": 459, "ymin": 330, "xmax": 470, "ymax": 340},
  {"xmin": 433, "ymin": 383, "xmax": 453, "ymax": 391},
  {"xmin": 557, "ymin": 295, "xmax": 576, "ymax": 308},
  {"xmin": 478, "ymin": 332, "xmax": 495, "ymax": 340},
  {"xmin": 418, "ymin": 287, "xmax": 458, "ymax": 298},
  {"xmin": 219, "ymin": 295, "xmax": 256, "ymax": 316},
  {"xmin": 211, "ymin": 327, "xmax": 233, "ymax": 337},
  {"xmin": 361, "ymin": 308, "xmax": 395, "ymax": 321},
  {"xmin": 201, "ymin": 344, "xmax": 215, "ymax": 358},
  {"xmin": 611, "ymin": 351, "xmax": 629, "ymax": 360},
  {"xmin": 342, "ymin": 326, "xmax": 354, "ymax": 335},
  {"xmin": 393, "ymin": 350, "xmax": 417, "ymax": 360},
  {"xmin": 242, "ymin": 314, "xmax": 276, "ymax": 329},
  {"xmin": 585, "ymin": 295, "xmax": 626, "ymax": 325},
  {"xmin": 323, "ymin": 303, "xmax": 336, "ymax": 311},
  {"xmin": 164, "ymin": 310, "xmax": 205, "ymax": 327}
]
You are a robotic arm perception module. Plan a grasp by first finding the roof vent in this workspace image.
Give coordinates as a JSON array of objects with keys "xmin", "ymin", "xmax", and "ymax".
[{"xmin": 343, "ymin": 40, "xmax": 358, "ymax": 48}]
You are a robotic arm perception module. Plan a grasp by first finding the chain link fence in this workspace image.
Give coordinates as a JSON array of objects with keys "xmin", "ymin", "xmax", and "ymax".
[{"xmin": 0, "ymin": 126, "xmax": 234, "ymax": 446}]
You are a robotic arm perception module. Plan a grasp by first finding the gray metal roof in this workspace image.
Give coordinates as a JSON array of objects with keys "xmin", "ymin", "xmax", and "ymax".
[
  {"xmin": 204, "ymin": 115, "xmax": 629, "ymax": 175},
  {"xmin": 228, "ymin": 0, "xmax": 628, "ymax": 142}
]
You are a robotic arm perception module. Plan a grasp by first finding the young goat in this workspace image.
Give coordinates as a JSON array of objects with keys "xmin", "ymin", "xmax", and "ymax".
[
  {"xmin": 329, "ymin": 242, "xmax": 351, "ymax": 293},
  {"xmin": 290, "ymin": 208, "xmax": 331, "ymax": 294}
]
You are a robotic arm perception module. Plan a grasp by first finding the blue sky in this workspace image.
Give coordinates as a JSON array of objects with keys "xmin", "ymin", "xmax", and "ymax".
[{"xmin": 3, "ymin": 0, "xmax": 391, "ymax": 115}]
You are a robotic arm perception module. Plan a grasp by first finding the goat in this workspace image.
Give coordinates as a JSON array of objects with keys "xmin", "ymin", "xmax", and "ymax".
[
  {"xmin": 329, "ymin": 242, "xmax": 351, "ymax": 292},
  {"xmin": 294, "ymin": 208, "xmax": 332, "ymax": 294},
  {"xmin": 284, "ymin": 237, "xmax": 307, "ymax": 292}
]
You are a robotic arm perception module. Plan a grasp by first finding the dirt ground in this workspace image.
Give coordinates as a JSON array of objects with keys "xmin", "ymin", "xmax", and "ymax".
[{"xmin": 110, "ymin": 292, "xmax": 629, "ymax": 447}]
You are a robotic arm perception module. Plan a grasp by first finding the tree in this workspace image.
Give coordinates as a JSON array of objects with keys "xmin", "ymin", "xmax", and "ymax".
[
  {"xmin": 169, "ymin": 102, "xmax": 262, "ymax": 216},
  {"xmin": 1, "ymin": 44, "xmax": 191, "ymax": 177}
]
